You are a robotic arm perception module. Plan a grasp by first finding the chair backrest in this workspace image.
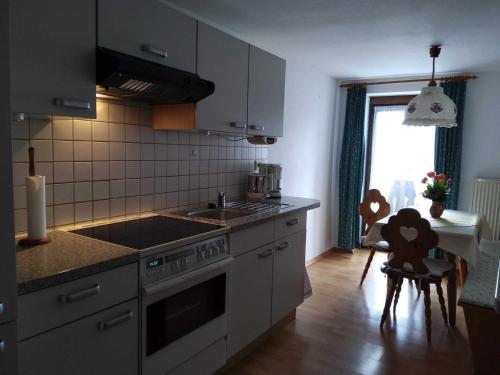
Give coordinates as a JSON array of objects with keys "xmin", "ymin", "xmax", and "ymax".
[
  {"xmin": 381, "ymin": 208, "xmax": 438, "ymax": 274},
  {"xmin": 358, "ymin": 189, "xmax": 391, "ymax": 235}
]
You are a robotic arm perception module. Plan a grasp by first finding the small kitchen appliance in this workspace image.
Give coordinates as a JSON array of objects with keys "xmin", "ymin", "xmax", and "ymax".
[
  {"xmin": 71, "ymin": 215, "xmax": 230, "ymax": 375},
  {"xmin": 258, "ymin": 163, "xmax": 282, "ymax": 198},
  {"xmin": 246, "ymin": 173, "xmax": 272, "ymax": 201}
]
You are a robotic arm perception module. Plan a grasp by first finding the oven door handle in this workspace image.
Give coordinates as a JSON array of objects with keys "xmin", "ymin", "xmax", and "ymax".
[{"xmin": 142, "ymin": 257, "xmax": 234, "ymax": 297}]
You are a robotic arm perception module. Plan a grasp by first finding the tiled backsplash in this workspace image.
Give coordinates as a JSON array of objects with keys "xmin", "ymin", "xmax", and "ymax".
[{"xmin": 11, "ymin": 100, "xmax": 268, "ymax": 233}]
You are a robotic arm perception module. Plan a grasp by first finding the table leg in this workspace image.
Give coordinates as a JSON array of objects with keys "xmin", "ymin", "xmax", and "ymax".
[
  {"xmin": 446, "ymin": 253, "xmax": 457, "ymax": 327},
  {"xmin": 459, "ymin": 257, "xmax": 468, "ymax": 286}
]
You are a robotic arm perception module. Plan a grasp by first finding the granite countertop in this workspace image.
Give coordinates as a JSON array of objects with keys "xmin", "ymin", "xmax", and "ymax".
[
  {"xmin": 16, "ymin": 231, "xmax": 138, "ymax": 296},
  {"xmin": 163, "ymin": 196, "xmax": 321, "ymax": 231}
]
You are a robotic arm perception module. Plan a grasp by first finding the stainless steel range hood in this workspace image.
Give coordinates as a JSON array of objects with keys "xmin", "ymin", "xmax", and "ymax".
[{"xmin": 96, "ymin": 47, "xmax": 215, "ymax": 104}]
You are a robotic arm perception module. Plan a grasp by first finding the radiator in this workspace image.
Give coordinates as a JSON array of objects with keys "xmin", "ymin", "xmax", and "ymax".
[{"xmin": 470, "ymin": 178, "xmax": 500, "ymax": 240}]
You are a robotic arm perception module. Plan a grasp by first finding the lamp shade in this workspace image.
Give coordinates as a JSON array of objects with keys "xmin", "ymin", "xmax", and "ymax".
[{"xmin": 403, "ymin": 86, "xmax": 457, "ymax": 127}]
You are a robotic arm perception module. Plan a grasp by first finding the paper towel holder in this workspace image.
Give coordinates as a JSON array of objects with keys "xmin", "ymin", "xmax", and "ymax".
[{"xmin": 18, "ymin": 147, "xmax": 51, "ymax": 248}]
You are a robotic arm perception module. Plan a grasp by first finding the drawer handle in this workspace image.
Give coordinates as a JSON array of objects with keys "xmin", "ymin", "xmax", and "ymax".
[
  {"xmin": 58, "ymin": 284, "xmax": 101, "ymax": 304},
  {"xmin": 230, "ymin": 122, "xmax": 247, "ymax": 129},
  {"xmin": 0, "ymin": 302, "xmax": 3, "ymax": 315},
  {"xmin": 258, "ymin": 249, "xmax": 273, "ymax": 258},
  {"xmin": 141, "ymin": 44, "xmax": 168, "ymax": 58},
  {"xmin": 98, "ymin": 311, "xmax": 133, "ymax": 331},
  {"xmin": 54, "ymin": 98, "xmax": 91, "ymax": 110},
  {"xmin": 276, "ymin": 241, "xmax": 290, "ymax": 251},
  {"xmin": 286, "ymin": 218, "xmax": 299, "ymax": 226},
  {"xmin": 0, "ymin": 340, "xmax": 5, "ymax": 353},
  {"xmin": 249, "ymin": 124, "xmax": 265, "ymax": 131}
]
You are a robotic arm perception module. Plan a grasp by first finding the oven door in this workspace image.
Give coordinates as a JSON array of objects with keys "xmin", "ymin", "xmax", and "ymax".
[{"xmin": 141, "ymin": 257, "xmax": 232, "ymax": 375}]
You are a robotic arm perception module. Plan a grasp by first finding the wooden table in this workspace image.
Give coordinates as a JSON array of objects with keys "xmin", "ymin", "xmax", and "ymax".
[{"xmin": 364, "ymin": 209, "xmax": 490, "ymax": 327}]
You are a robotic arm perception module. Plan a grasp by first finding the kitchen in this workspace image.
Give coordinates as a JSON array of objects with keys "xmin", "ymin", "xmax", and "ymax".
[{"xmin": 2, "ymin": 0, "xmax": 500, "ymax": 374}]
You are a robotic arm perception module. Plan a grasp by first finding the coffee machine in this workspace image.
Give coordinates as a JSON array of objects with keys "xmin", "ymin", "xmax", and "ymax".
[{"xmin": 258, "ymin": 163, "xmax": 282, "ymax": 198}]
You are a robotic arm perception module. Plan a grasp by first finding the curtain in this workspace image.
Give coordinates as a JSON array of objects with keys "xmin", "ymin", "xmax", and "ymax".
[
  {"xmin": 435, "ymin": 80, "xmax": 467, "ymax": 209},
  {"xmin": 338, "ymin": 87, "xmax": 367, "ymax": 249},
  {"xmin": 432, "ymin": 80, "xmax": 467, "ymax": 259}
]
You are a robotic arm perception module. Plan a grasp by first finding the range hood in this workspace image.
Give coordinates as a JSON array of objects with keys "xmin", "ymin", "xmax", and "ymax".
[{"xmin": 96, "ymin": 47, "xmax": 215, "ymax": 104}]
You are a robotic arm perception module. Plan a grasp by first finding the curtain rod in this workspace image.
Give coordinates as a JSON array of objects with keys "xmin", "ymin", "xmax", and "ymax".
[{"xmin": 338, "ymin": 74, "xmax": 477, "ymax": 88}]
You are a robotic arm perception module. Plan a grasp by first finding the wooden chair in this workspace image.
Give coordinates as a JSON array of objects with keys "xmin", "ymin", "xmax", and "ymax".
[
  {"xmin": 379, "ymin": 208, "xmax": 454, "ymax": 342},
  {"xmin": 358, "ymin": 189, "xmax": 391, "ymax": 285}
]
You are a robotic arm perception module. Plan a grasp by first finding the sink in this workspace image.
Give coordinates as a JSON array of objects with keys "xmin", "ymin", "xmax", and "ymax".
[{"xmin": 177, "ymin": 208, "xmax": 255, "ymax": 222}]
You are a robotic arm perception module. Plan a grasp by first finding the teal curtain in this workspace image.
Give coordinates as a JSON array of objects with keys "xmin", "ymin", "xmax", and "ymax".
[
  {"xmin": 435, "ymin": 80, "xmax": 467, "ymax": 209},
  {"xmin": 338, "ymin": 87, "xmax": 367, "ymax": 249},
  {"xmin": 432, "ymin": 80, "xmax": 467, "ymax": 259}
]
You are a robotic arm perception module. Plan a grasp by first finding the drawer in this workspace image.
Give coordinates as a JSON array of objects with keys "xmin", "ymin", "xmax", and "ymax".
[
  {"xmin": 19, "ymin": 299, "xmax": 138, "ymax": 375},
  {"xmin": 19, "ymin": 263, "xmax": 138, "ymax": 340},
  {"xmin": 274, "ymin": 211, "xmax": 307, "ymax": 240},
  {"xmin": 229, "ymin": 221, "xmax": 274, "ymax": 257}
]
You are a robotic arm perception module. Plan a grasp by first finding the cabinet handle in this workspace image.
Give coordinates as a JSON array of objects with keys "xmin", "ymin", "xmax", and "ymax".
[
  {"xmin": 286, "ymin": 218, "xmax": 299, "ymax": 226},
  {"xmin": 276, "ymin": 241, "xmax": 291, "ymax": 251},
  {"xmin": 258, "ymin": 249, "xmax": 273, "ymax": 258},
  {"xmin": 0, "ymin": 340, "xmax": 5, "ymax": 353},
  {"xmin": 249, "ymin": 124, "xmax": 265, "ymax": 131},
  {"xmin": 98, "ymin": 311, "xmax": 133, "ymax": 331},
  {"xmin": 141, "ymin": 44, "xmax": 168, "ymax": 58},
  {"xmin": 0, "ymin": 302, "xmax": 3, "ymax": 315},
  {"xmin": 58, "ymin": 284, "xmax": 101, "ymax": 304},
  {"xmin": 54, "ymin": 98, "xmax": 91, "ymax": 110},
  {"xmin": 230, "ymin": 122, "xmax": 247, "ymax": 129}
]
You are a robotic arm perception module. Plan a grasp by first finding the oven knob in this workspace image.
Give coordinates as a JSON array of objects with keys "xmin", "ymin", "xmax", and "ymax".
[
  {"xmin": 180, "ymin": 258, "xmax": 187, "ymax": 267},
  {"xmin": 212, "ymin": 247, "xmax": 218, "ymax": 256}
]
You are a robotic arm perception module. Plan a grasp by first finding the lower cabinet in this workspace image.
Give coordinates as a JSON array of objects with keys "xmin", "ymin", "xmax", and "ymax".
[
  {"xmin": 272, "ymin": 230, "xmax": 306, "ymax": 324},
  {"xmin": 19, "ymin": 299, "xmax": 139, "ymax": 375},
  {"xmin": 0, "ymin": 321, "xmax": 17, "ymax": 375},
  {"xmin": 227, "ymin": 244, "xmax": 274, "ymax": 358}
]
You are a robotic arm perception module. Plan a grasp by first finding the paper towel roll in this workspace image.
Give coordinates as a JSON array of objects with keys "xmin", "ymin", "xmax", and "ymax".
[{"xmin": 26, "ymin": 175, "xmax": 46, "ymax": 240}]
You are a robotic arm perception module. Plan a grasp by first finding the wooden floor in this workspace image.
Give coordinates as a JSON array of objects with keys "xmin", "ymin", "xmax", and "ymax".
[{"xmin": 229, "ymin": 249, "xmax": 473, "ymax": 375}]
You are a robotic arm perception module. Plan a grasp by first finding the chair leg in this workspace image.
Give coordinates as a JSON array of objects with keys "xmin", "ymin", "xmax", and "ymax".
[
  {"xmin": 393, "ymin": 277, "xmax": 404, "ymax": 313},
  {"xmin": 380, "ymin": 274, "xmax": 398, "ymax": 327},
  {"xmin": 360, "ymin": 247, "xmax": 376, "ymax": 285},
  {"xmin": 422, "ymin": 281, "xmax": 432, "ymax": 342},
  {"xmin": 435, "ymin": 281, "xmax": 449, "ymax": 327}
]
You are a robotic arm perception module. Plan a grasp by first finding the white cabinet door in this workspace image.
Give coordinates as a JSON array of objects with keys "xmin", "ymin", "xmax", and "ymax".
[
  {"xmin": 196, "ymin": 22, "xmax": 249, "ymax": 134},
  {"xmin": 10, "ymin": 0, "xmax": 96, "ymax": 118},
  {"xmin": 227, "ymin": 245, "xmax": 273, "ymax": 358},
  {"xmin": 98, "ymin": 0, "xmax": 197, "ymax": 73},
  {"xmin": 248, "ymin": 46, "xmax": 286, "ymax": 137},
  {"xmin": 272, "ymin": 230, "xmax": 306, "ymax": 324}
]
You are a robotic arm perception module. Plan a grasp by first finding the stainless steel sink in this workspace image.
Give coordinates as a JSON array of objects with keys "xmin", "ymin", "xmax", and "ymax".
[{"xmin": 177, "ymin": 208, "xmax": 254, "ymax": 222}]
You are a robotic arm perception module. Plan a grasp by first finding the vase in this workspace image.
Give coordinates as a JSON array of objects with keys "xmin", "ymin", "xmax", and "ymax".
[{"xmin": 429, "ymin": 201, "xmax": 444, "ymax": 218}]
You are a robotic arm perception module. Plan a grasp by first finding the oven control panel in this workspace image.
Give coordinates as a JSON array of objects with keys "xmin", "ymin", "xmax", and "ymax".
[{"xmin": 142, "ymin": 235, "xmax": 228, "ymax": 284}]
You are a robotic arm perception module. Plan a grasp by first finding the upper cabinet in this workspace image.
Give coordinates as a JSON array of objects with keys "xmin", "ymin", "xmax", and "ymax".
[
  {"xmin": 98, "ymin": 0, "xmax": 197, "ymax": 73},
  {"xmin": 196, "ymin": 22, "xmax": 249, "ymax": 134},
  {"xmin": 248, "ymin": 46, "xmax": 286, "ymax": 137},
  {"xmin": 10, "ymin": 0, "xmax": 96, "ymax": 118}
]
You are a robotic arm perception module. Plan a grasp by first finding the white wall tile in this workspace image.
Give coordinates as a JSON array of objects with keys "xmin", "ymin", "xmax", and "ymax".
[
  {"xmin": 13, "ymin": 186, "xmax": 26, "ymax": 209},
  {"xmin": 52, "ymin": 119, "xmax": 73, "ymax": 140},
  {"xmin": 179, "ymin": 132, "xmax": 190, "ymax": 145},
  {"xmin": 96, "ymin": 101, "xmax": 109, "ymax": 122},
  {"xmin": 110, "ymin": 198, "xmax": 125, "ymax": 217},
  {"xmin": 126, "ymin": 161, "xmax": 140, "ymax": 179},
  {"xmin": 53, "ymin": 141, "xmax": 74, "ymax": 161},
  {"xmin": 108, "ymin": 103, "xmax": 124, "ymax": 124},
  {"xmin": 166, "ymin": 176, "xmax": 178, "ymax": 192},
  {"xmin": 126, "ymin": 179, "xmax": 140, "ymax": 196},
  {"xmin": 109, "ymin": 142, "xmax": 125, "ymax": 160},
  {"xmin": 110, "ymin": 179, "xmax": 126, "ymax": 198},
  {"xmin": 141, "ymin": 126, "xmax": 154, "ymax": 143},
  {"xmin": 125, "ymin": 106, "xmax": 140, "ymax": 125},
  {"xmin": 140, "ymin": 106, "xmax": 153, "ymax": 126},
  {"xmin": 154, "ymin": 160, "xmax": 166, "ymax": 177},
  {"xmin": 93, "ymin": 199, "xmax": 110, "ymax": 220},
  {"xmin": 75, "ymin": 201, "xmax": 93, "ymax": 223},
  {"xmin": 92, "ymin": 121, "xmax": 109, "ymax": 141},
  {"xmin": 141, "ymin": 161, "xmax": 154, "ymax": 178},
  {"xmin": 166, "ymin": 161, "xmax": 179, "ymax": 176},
  {"xmin": 54, "ymin": 204, "xmax": 74, "ymax": 226},
  {"xmin": 75, "ymin": 182, "xmax": 92, "ymax": 202},
  {"xmin": 30, "ymin": 119, "xmax": 52, "ymax": 139},
  {"xmin": 140, "ymin": 195, "xmax": 154, "ymax": 212},
  {"xmin": 92, "ymin": 142, "xmax": 109, "ymax": 161},
  {"xmin": 31, "ymin": 140, "xmax": 53, "ymax": 162},
  {"xmin": 189, "ymin": 161, "xmax": 199, "ymax": 175},
  {"xmin": 74, "ymin": 141, "xmax": 92, "ymax": 161},
  {"xmin": 155, "ymin": 144, "xmax": 166, "ymax": 160},
  {"xmin": 126, "ymin": 196, "xmax": 140, "ymax": 214},
  {"xmin": 12, "ymin": 140, "xmax": 29, "ymax": 162},
  {"xmin": 126, "ymin": 143, "xmax": 140, "ymax": 160},
  {"xmin": 141, "ymin": 143, "xmax": 154, "ymax": 160},
  {"xmin": 93, "ymin": 161, "xmax": 110, "ymax": 181},
  {"xmin": 166, "ymin": 192, "xmax": 178, "ymax": 208},
  {"xmin": 74, "ymin": 162, "xmax": 92, "ymax": 182},
  {"xmin": 73, "ymin": 120, "xmax": 92, "ymax": 140},
  {"xmin": 11, "ymin": 120, "xmax": 29, "ymax": 139},
  {"xmin": 109, "ymin": 161, "xmax": 125, "ymax": 180},
  {"xmin": 125, "ymin": 125, "xmax": 141, "ymax": 142},
  {"xmin": 154, "ymin": 177, "xmax": 166, "ymax": 194},
  {"xmin": 14, "ymin": 209, "xmax": 27, "ymax": 233},
  {"xmin": 154, "ymin": 193, "xmax": 166, "ymax": 210},
  {"xmin": 179, "ymin": 175, "xmax": 189, "ymax": 191},
  {"xmin": 109, "ymin": 123, "xmax": 125, "ymax": 142},
  {"xmin": 179, "ymin": 190, "xmax": 189, "ymax": 206},
  {"xmin": 140, "ymin": 178, "xmax": 154, "ymax": 195},
  {"xmin": 54, "ymin": 183, "xmax": 74, "ymax": 205},
  {"xmin": 189, "ymin": 175, "xmax": 199, "ymax": 189},
  {"xmin": 179, "ymin": 161, "xmax": 189, "ymax": 175},
  {"xmin": 53, "ymin": 162, "xmax": 73, "ymax": 183},
  {"xmin": 166, "ymin": 144, "xmax": 178, "ymax": 160},
  {"xmin": 93, "ymin": 181, "xmax": 109, "ymax": 200},
  {"xmin": 45, "ymin": 184, "xmax": 54, "ymax": 206}
]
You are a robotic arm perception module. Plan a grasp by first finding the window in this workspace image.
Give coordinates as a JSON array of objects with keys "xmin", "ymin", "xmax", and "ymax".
[{"xmin": 365, "ymin": 96, "xmax": 435, "ymax": 214}]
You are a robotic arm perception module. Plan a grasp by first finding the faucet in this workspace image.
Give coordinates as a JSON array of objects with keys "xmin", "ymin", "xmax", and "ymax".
[{"xmin": 217, "ymin": 191, "xmax": 226, "ymax": 208}]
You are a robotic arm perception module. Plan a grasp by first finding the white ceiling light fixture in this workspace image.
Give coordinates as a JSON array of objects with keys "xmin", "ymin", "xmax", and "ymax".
[{"xmin": 403, "ymin": 45, "xmax": 457, "ymax": 128}]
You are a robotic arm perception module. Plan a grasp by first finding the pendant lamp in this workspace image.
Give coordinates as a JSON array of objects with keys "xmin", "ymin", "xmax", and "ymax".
[{"xmin": 403, "ymin": 45, "xmax": 457, "ymax": 128}]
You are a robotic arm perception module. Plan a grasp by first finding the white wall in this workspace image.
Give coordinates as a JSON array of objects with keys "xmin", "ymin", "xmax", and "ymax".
[
  {"xmin": 268, "ymin": 61, "xmax": 336, "ymax": 261},
  {"xmin": 459, "ymin": 71, "xmax": 500, "ymax": 209}
]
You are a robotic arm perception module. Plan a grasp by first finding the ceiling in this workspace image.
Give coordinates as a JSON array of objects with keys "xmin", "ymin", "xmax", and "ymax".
[{"xmin": 165, "ymin": 0, "xmax": 500, "ymax": 79}]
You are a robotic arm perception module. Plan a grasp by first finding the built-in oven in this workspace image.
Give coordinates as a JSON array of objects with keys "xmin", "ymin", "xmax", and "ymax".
[{"xmin": 141, "ymin": 235, "xmax": 231, "ymax": 375}]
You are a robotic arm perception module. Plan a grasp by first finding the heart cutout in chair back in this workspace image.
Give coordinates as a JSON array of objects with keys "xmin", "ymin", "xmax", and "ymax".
[
  {"xmin": 370, "ymin": 202, "xmax": 380, "ymax": 215},
  {"xmin": 399, "ymin": 226, "xmax": 418, "ymax": 242}
]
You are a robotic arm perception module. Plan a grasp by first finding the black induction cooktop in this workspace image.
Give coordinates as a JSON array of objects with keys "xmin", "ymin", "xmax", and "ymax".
[{"xmin": 70, "ymin": 216, "xmax": 222, "ymax": 250}]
